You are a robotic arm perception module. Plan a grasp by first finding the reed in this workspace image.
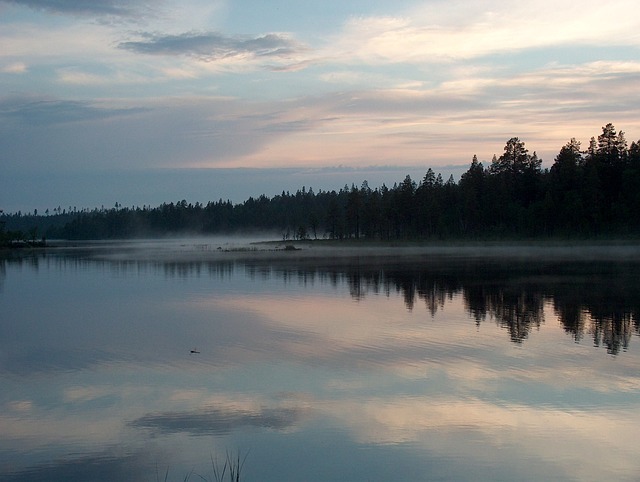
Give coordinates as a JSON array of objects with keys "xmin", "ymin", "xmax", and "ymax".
[
  {"xmin": 156, "ymin": 450, "xmax": 248, "ymax": 482},
  {"xmin": 210, "ymin": 449, "xmax": 249, "ymax": 482}
]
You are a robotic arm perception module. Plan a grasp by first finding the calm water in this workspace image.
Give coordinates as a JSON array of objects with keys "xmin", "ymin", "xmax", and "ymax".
[{"xmin": 2, "ymin": 240, "xmax": 640, "ymax": 481}]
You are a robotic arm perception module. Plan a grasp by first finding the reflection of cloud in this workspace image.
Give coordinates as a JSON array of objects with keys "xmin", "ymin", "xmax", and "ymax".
[
  {"xmin": 64, "ymin": 386, "xmax": 115, "ymax": 403},
  {"xmin": 328, "ymin": 397, "xmax": 517, "ymax": 444},
  {"xmin": 320, "ymin": 395, "xmax": 640, "ymax": 479},
  {"xmin": 0, "ymin": 405, "xmax": 123, "ymax": 450},
  {"xmin": 0, "ymin": 346, "xmax": 117, "ymax": 377},
  {"xmin": 3, "ymin": 251, "xmax": 640, "ymax": 480},
  {"xmin": 6, "ymin": 400, "xmax": 33, "ymax": 412},
  {"xmin": 4, "ymin": 449, "xmax": 151, "ymax": 482},
  {"xmin": 213, "ymin": 294, "xmax": 410, "ymax": 361},
  {"xmin": 211, "ymin": 292, "xmax": 640, "ymax": 396},
  {"xmin": 129, "ymin": 405, "xmax": 306, "ymax": 435}
]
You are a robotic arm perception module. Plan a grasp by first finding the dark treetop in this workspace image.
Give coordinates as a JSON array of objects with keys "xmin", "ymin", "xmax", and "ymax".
[{"xmin": 2, "ymin": 123, "xmax": 639, "ymax": 242}]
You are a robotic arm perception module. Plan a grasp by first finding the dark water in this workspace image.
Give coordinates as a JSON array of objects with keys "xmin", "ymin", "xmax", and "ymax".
[{"xmin": 2, "ymin": 240, "xmax": 640, "ymax": 481}]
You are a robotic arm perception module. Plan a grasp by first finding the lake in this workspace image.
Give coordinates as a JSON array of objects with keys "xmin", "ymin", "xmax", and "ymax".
[{"xmin": 2, "ymin": 240, "xmax": 640, "ymax": 481}]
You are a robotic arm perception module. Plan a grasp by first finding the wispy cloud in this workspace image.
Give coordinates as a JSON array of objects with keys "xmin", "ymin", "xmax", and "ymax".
[
  {"xmin": 0, "ymin": 0, "xmax": 152, "ymax": 18},
  {"xmin": 1, "ymin": 61, "xmax": 28, "ymax": 73},
  {"xmin": 330, "ymin": 0, "xmax": 640, "ymax": 65},
  {"xmin": 119, "ymin": 31, "xmax": 308, "ymax": 69},
  {"xmin": 0, "ymin": 95, "xmax": 146, "ymax": 125}
]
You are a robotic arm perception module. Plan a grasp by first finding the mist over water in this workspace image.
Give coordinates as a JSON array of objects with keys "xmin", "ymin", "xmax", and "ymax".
[{"xmin": 2, "ymin": 241, "xmax": 640, "ymax": 481}]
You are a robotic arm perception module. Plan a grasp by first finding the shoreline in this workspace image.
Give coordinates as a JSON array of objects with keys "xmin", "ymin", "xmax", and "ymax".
[{"xmin": 4, "ymin": 237, "xmax": 640, "ymax": 263}]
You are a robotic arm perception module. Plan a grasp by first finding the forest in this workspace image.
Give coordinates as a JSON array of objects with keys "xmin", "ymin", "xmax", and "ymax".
[{"xmin": 2, "ymin": 123, "xmax": 640, "ymax": 242}]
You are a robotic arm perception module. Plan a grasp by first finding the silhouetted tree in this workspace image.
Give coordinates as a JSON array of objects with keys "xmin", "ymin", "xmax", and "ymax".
[{"xmin": 6, "ymin": 122, "xmax": 631, "ymax": 242}]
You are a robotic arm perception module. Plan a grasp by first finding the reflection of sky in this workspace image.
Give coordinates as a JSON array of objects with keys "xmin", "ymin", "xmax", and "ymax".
[{"xmin": 1, "ymin": 252, "xmax": 640, "ymax": 481}]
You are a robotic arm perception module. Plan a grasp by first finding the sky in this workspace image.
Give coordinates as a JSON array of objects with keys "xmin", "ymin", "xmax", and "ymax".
[{"xmin": 1, "ymin": 0, "xmax": 640, "ymax": 213}]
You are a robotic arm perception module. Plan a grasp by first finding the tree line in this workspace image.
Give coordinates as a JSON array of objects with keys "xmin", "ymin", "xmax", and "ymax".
[{"xmin": 2, "ymin": 123, "xmax": 640, "ymax": 242}]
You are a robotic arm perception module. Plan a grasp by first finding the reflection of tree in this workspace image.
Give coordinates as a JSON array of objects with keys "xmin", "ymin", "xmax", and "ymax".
[
  {"xmin": 461, "ymin": 283, "xmax": 545, "ymax": 342},
  {"xmin": 553, "ymin": 290, "xmax": 638, "ymax": 355},
  {"xmin": 591, "ymin": 313, "xmax": 633, "ymax": 355},
  {"xmin": 313, "ymin": 258, "xmax": 640, "ymax": 352},
  {"xmin": 555, "ymin": 264, "xmax": 640, "ymax": 355},
  {"xmin": 458, "ymin": 269, "xmax": 545, "ymax": 342},
  {"xmin": 1, "ymin": 252, "xmax": 43, "ymax": 288},
  {"xmin": 6, "ymin": 249, "xmax": 640, "ymax": 353},
  {"xmin": 347, "ymin": 268, "xmax": 369, "ymax": 301},
  {"xmin": 553, "ymin": 289, "xmax": 588, "ymax": 342},
  {"xmin": 0, "ymin": 257, "xmax": 5, "ymax": 292},
  {"xmin": 382, "ymin": 269, "xmax": 460, "ymax": 314},
  {"xmin": 485, "ymin": 289, "xmax": 545, "ymax": 343},
  {"xmin": 464, "ymin": 285, "xmax": 489, "ymax": 326},
  {"xmin": 250, "ymin": 257, "xmax": 640, "ymax": 351},
  {"xmin": 417, "ymin": 281, "xmax": 449, "ymax": 317},
  {"xmin": 585, "ymin": 277, "xmax": 637, "ymax": 355}
]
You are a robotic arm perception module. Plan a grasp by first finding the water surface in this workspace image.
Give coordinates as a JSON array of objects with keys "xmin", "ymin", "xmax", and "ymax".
[{"xmin": 1, "ymin": 241, "xmax": 640, "ymax": 481}]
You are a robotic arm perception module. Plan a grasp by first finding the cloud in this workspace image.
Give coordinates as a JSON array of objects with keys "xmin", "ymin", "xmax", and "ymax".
[
  {"xmin": 0, "ymin": 93, "xmax": 321, "ymax": 171},
  {"xmin": 119, "ymin": 31, "xmax": 308, "ymax": 68},
  {"xmin": 54, "ymin": 66, "xmax": 159, "ymax": 86},
  {"xmin": 0, "ymin": 95, "xmax": 146, "ymax": 125},
  {"xmin": 0, "ymin": 21, "xmax": 130, "ymax": 66},
  {"xmin": 327, "ymin": 0, "xmax": 640, "ymax": 65},
  {"xmin": 1, "ymin": 61, "xmax": 27, "ymax": 73},
  {"xmin": 0, "ymin": 0, "xmax": 151, "ymax": 17},
  {"xmin": 2, "ymin": 70, "xmax": 637, "ymax": 177}
]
